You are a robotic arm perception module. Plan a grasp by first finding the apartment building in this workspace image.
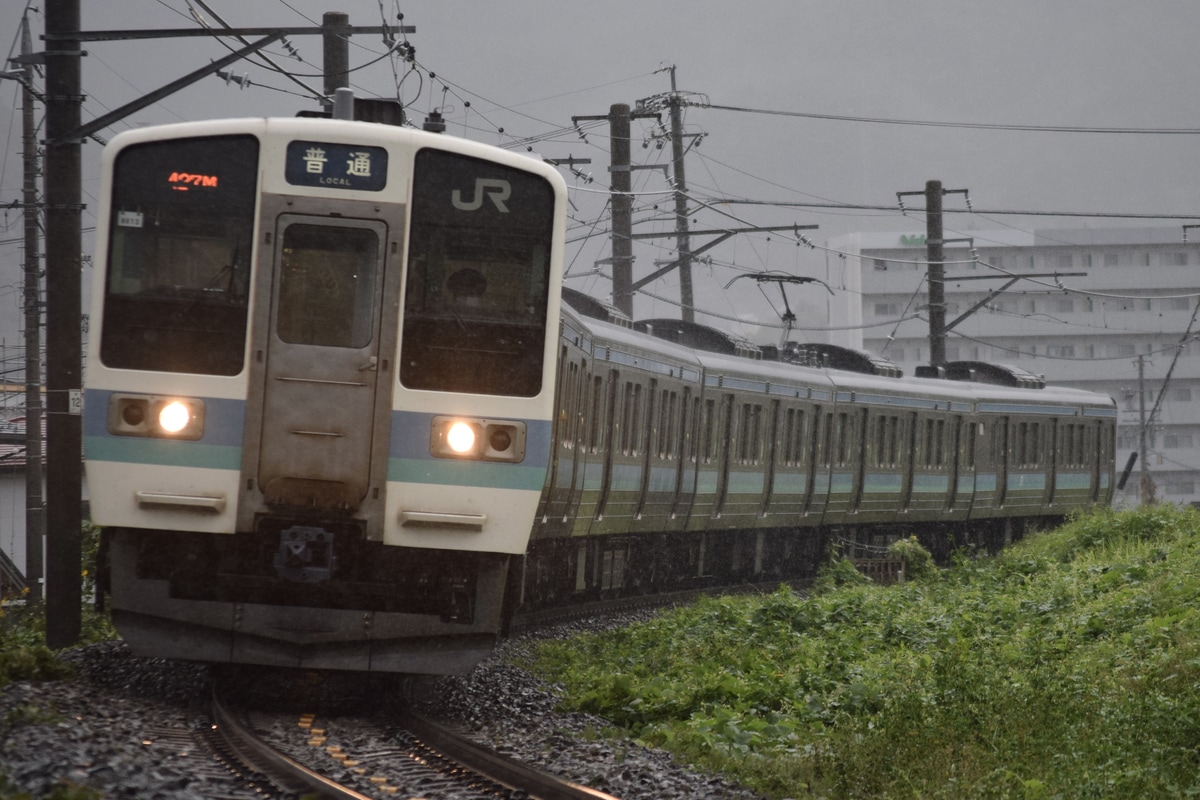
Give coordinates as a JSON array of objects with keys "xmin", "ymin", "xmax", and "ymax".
[{"xmin": 829, "ymin": 226, "xmax": 1200, "ymax": 507}]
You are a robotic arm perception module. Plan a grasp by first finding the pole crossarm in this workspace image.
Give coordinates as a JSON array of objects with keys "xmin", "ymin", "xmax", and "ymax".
[
  {"xmin": 629, "ymin": 232, "xmax": 733, "ymax": 291},
  {"xmin": 940, "ymin": 271, "xmax": 1087, "ymax": 333},
  {"xmin": 51, "ymin": 32, "xmax": 286, "ymax": 145},
  {"xmin": 629, "ymin": 223, "xmax": 817, "ymax": 240},
  {"xmin": 628, "ymin": 224, "xmax": 817, "ymax": 292},
  {"xmin": 44, "ymin": 25, "xmax": 411, "ymax": 42}
]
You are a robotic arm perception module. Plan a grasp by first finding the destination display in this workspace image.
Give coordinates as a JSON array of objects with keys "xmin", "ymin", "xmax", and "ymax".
[{"xmin": 284, "ymin": 140, "xmax": 388, "ymax": 191}]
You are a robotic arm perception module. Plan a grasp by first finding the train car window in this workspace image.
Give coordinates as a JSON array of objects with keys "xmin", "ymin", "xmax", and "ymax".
[
  {"xmin": 766, "ymin": 400, "xmax": 780, "ymax": 471},
  {"xmin": 738, "ymin": 403, "xmax": 763, "ymax": 464},
  {"xmin": 400, "ymin": 149, "xmax": 555, "ymax": 396},
  {"xmin": 702, "ymin": 399, "xmax": 716, "ymax": 463},
  {"xmin": 276, "ymin": 224, "xmax": 379, "ymax": 348},
  {"xmin": 821, "ymin": 411, "xmax": 834, "ymax": 467},
  {"xmin": 964, "ymin": 421, "xmax": 978, "ymax": 468},
  {"xmin": 684, "ymin": 392, "xmax": 697, "ymax": 463},
  {"xmin": 935, "ymin": 419, "xmax": 946, "ymax": 467},
  {"xmin": 658, "ymin": 390, "xmax": 678, "ymax": 459},
  {"xmin": 588, "ymin": 374, "xmax": 604, "ymax": 453},
  {"xmin": 781, "ymin": 408, "xmax": 797, "ymax": 466},
  {"xmin": 836, "ymin": 412, "xmax": 850, "ymax": 466},
  {"xmin": 562, "ymin": 357, "xmax": 579, "ymax": 448},
  {"xmin": 100, "ymin": 134, "xmax": 259, "ymax": 375}
]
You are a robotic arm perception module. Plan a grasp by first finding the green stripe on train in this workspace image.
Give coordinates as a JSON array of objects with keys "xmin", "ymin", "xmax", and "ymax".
[
  {"xmin": 85, "ymin": 436, "xmax": 242, "ymax": 471},
  {"xmin": 388, "ymin": 458, "xmax": 547, "ymax": 491}
]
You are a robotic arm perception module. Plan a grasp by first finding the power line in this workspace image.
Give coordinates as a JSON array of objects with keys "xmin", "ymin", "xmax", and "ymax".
[
  {"xmin": 710, "ymin": 199, "xmax": 1200, "ymax": 221},
  {"xmin": 702, "ymin": 102, "xmax": 1200, "ymax": 136}
]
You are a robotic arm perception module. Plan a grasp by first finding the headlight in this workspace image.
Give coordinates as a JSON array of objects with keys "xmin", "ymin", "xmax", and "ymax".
[
  {"xmin": 108, "ymin": 394, "xmax": 205, "ymax": 440},
  {"xmin": 430, "ymin": 416, "xmax": 526, "ymax": 463},
  {"xmin": 446, "ymin": 421, "xmax": 478, "ymax": 454}
]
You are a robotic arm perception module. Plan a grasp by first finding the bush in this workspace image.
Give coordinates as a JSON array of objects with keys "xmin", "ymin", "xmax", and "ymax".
[{"xmin": 887, "ymin": 535, "xmax": 935, "ymax": 581}]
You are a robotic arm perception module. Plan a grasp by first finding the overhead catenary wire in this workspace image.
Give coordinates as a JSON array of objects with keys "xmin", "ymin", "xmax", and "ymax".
[{"xmin": 701, "ymin": 102, "xmax": 1200, "ymax": 136}]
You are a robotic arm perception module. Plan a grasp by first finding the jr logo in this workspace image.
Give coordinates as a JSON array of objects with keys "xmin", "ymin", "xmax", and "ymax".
[{"xmin": 451, "ymin": 178, "xmax": 511, "ymax": 213}]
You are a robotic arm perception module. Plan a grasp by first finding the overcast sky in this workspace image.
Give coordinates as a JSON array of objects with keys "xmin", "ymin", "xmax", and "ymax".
[{"xmin": 3, "ymin": 0, "xmax": 1200, "ymax": 348}]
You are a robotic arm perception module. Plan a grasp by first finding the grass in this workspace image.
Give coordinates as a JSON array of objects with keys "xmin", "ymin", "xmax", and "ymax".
[
  {"xmin": 523, "ymin": 506, "xmax": 1200, "ymax": 799},
  {"xmin": 1, "ymin": 525, "xmax": 114, "ymax": 800}
]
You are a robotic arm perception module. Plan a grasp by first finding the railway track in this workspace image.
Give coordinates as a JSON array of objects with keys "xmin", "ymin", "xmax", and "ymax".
[{"xmin": 210, "ymin": 687, "xmax": 621, "ymax": 799}]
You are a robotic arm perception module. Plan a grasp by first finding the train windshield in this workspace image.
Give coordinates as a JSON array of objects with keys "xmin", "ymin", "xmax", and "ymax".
[
  {"xmin": 400, "ymin": 149, "xmax": 555, "ymax": 397},
  {"xmin": 99, "ymin": 135, "xmax": 259, "ymax": 375}
]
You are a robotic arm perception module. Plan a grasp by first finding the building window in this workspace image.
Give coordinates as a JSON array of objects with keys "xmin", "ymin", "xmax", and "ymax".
[
  {"xmin": 1108, "ymin": 344, "xmax": 1136, "ymax": 358},
  {"xmin": 874, "ymin": 302, "xmax": 901, "ymax": 316},
  {"xmin": 1047, "ymin": 345, "xmax": 1075, "ymax": 358},
  {"xmin": 1164, "ymin": 479, "xmax": 1196, "ymax": 496},
  {"xmin": 1165, "ymin": 433, "xmax": 1194, "ymax": 449},
  {"xmin": 1055, "ymin": 254, "xmax": 1073, "ymax": 268},
  {"xmin": 1172, "ymin": 387, "xmax": 1192, "ymax": 402},
  {"xmin": 1163, "ymin": 297, "xmax": 1191, "ymax": 312},
  {"xmin": 1166, "ymin": 252, "xmax": 1188, "ymax": 266},
  {"xmin": 1054, "ymin": 298, "xmax": 1075, "ymax": 313},
  {"xmin": 1104, "ymin": 253, "xmax": 1119, "ymax": 267}
]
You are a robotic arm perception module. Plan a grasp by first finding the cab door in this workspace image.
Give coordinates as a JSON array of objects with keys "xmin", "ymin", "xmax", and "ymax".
[{"xmin": 256, "ymin": 215, "xmax": 388, "ymax": 510}]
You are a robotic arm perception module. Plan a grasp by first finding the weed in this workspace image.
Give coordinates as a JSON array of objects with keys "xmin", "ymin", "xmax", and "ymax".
[{"xmin": 526, "ymin": 506, "xmax": 1200, "ymax": 799}]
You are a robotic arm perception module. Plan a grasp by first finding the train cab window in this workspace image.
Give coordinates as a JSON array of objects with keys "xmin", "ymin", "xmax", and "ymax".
[
  {"xmin": 100, "ymin": 135, "xmax": 259, "ymax": 375},
  {"xmin": 276, "ymin": 224, "xmax": 379, "ymax": 348},
  {"xmin": 400, "ymin": 149, "xmax": 556, "ymax": 397}
]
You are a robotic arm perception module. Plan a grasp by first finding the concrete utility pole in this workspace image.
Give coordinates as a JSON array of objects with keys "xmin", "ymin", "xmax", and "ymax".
[
  {"xmin": 609, "ymin": 103, "xmax": 634, "ymax": 316},
  {"xmin": 925, "ymin": 180, "xmax": 946, "ymax": 366},
  {"xmin": 322, "ymin": 11, "xmax": 350, "ymax": 104},
  {"xmin": 1137, "ymin": 355, "xmax": 1157, "ymax": 504},
  {"xmin": 898, "ymin": 180, "xmax": 969, "ymax": 368},
  {"xmin": 44, "ymin": 0, "xmax": 83, "ymax": 648},
  {"xmin": 664, "ymin": 66, "xmax": 696, "ymax": 323},
  {"xmin": 19, "ymin": 11, "xmax": 45, "ymax": 602},
  {"xmin": 572, "ymin": 104, "xmax": 658, "ymax": 318}
]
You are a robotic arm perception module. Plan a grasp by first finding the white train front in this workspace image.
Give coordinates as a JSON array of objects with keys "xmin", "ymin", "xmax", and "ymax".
[{"xmin": 84, "ymin": 117, "xmax": 567, "ymax": 674}]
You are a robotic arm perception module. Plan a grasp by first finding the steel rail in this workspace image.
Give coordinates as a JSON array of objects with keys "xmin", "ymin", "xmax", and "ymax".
[
  {"xmin": 210, "ymin": 690, "xmax": 372, "ymax": 800},
  {"xmin": 397, "ymin": 709, "xmax": 621, "ymax": 800}
]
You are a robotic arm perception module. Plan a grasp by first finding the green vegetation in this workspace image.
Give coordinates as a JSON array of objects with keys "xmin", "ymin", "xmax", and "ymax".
[
  {"xmin": 1, "ymin": 524, "xmax": 116, "ymax": 686},
  {"xmin": 1, "ymin": 525, "xmax": 116, "ymax": 799},
  {"xmin": 526, "ymin": 507, "xmax": 1200, "ymax": 799}
]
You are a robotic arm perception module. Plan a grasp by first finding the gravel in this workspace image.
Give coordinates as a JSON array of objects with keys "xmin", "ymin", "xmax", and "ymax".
[{"xmin": 1, "ymin": 622, "xmax": 766, "ymax": 800}]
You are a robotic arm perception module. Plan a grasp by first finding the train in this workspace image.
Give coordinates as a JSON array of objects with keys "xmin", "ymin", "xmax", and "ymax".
[{"xmin": 85, "ymin": 115, "xmax": 1117, "ymax": 676}]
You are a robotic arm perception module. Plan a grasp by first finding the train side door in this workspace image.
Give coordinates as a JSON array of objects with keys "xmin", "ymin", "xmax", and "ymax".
[{"xmin": 255, "ymin": 213, "xmax": 390, "ymax": 509}]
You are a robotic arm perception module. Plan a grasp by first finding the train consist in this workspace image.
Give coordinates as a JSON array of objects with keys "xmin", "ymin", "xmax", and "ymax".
[{"xmin": 85, "ymin": 116, "xmax": 1117, "ymax": 676}]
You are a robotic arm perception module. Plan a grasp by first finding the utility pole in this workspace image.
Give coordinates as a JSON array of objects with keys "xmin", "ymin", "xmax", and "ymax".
[
  {"xmin": 925, "ymin": 180, "xmax": 946, "ymax": 366},
  {"xmin": 897, "ymin": 180, "xmax": 969, "ymax": 368},
  {"xmin": 322, "ymin": 11, "xmax": 350, "ymax": 105},
  {"xmin": 572, "ymin": 104, "xmax": 657, "ymax": 318},
  {"xmin": 609, "ymin": 103, "xmax": 633, "ymax": 316},
  {"xmin": 664, "ymin": 66, "xmax": 696, "ymax": 323},
  {"xmin": 19, "ymin": 12, "xmax": 44, "ymax": 602},
  {"xmin": 44, "ymin": 0, "xmax": 83, "ymax": 647},
  {"xmin": 1137, "ymin": 355, "xmax": 1157, "ymax": 505}
]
